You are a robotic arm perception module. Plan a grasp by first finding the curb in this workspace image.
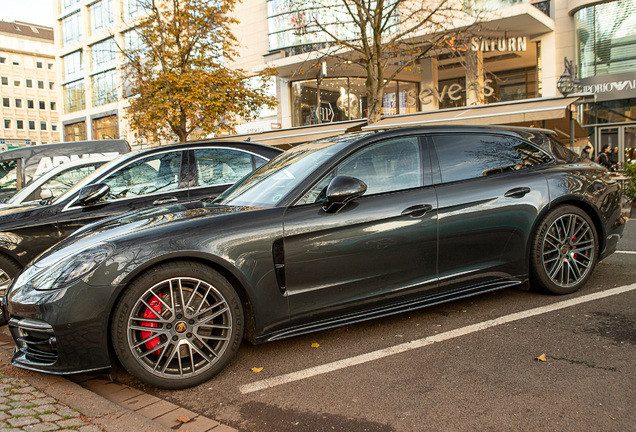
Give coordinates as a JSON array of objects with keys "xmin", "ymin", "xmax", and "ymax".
[{"xmin": 0, "ymin": 328, "xmax": 237, "ymax": 432}]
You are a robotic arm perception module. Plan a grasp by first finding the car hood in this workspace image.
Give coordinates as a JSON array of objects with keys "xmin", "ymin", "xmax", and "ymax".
[{"xmin": 33, "ymin": 201, "xmax": 260, "ymax": 268}]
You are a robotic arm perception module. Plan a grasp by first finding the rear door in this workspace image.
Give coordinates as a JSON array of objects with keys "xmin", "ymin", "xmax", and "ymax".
[
  {"xmin": 432, "ymin": 133, "xmax": 551, "ymax": 292},
  {"xmin": 56, "ymin": 150, "xmax": 189, "ymax": 238},
  {"xmin": 284, "ymin": 136, "xmax": 439, "ymax": 325}
]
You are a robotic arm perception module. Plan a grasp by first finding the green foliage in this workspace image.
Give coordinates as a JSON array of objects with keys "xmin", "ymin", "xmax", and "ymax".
[
  {"xmin": 122, "ymin": 0, "xmax": 277, "ymax": 143},
  {"xmin": 624, "ymin": 162, "xmax": 636, "ymax": 198}
]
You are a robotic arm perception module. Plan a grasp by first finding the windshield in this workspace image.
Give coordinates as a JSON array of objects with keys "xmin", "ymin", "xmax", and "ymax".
[
  {"xmin": 53, "ymin": 152, "xmax": 139, "ymax": 203},
  {"xmin": 215, "ymin": 137, "xmax": 357, "ymax": 207}
]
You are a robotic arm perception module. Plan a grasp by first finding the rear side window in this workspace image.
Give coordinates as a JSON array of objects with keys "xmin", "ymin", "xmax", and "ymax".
[
  {"xmin": 194, "ymin": 148, "xmax": 253, "ymax": 186},
  {"xmin": 433, "ymin": 134, "xmax": 550, "ymax": 183}
]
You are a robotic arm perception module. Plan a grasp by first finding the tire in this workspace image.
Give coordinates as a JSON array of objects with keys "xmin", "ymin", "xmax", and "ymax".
[
  {"xmin": 530, "ymin": 205, "xmax": 598, "ymax": 295},
  {"xmin": 111, "ymin": 261, "xmax": 244, "ymax": 389},
  {"xmin": 0, "ymin": 254, "xmax": 21, "ymax": 283}
]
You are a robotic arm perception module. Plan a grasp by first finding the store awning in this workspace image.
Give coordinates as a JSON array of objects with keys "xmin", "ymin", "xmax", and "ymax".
[
  {"xmin": 362, "ymin": 96, "xmax": 587, "ymax": 138},
  {"xmin": 213, "ymin": 120, "xmax": 366, "ymax": 148}
]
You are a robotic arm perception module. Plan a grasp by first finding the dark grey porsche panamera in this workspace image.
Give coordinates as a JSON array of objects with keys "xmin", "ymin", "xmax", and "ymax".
[{"xmin": 6, "ymin": 126, "xmax": 625, "ymax": 389}]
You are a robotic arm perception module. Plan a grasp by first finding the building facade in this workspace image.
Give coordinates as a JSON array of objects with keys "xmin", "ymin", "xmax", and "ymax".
[
  {"xmin": 0, "ymin": 21, "xmax": 61, "ymax": 147},
  {"xmin": 230, "ymin": 0, "xmax": 636, "ymax": 163},
  {"xmin": 54, "ymin": 0, "xmax": 143, "ymax": 146}
]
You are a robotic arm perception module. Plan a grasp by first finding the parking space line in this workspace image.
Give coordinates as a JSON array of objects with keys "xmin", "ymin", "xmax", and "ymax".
[
  {"xmin": 616, "ymin": 251, "xmax": 636, "ymax": 254},
  {"xmin": 240, "ymin": 283, "xmax": 636, "ymax": 394}
]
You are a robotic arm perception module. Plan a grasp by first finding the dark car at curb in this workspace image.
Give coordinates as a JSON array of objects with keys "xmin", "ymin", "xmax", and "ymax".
[
  {"xmin": 6, "ymin": 126, "xmax": 625, "ymax": 389},
  {"xmin": 0, "ymin": 140, "xmax": 282, "ymax": 284}
]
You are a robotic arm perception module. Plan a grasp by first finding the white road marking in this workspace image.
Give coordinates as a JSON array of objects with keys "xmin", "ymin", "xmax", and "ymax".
[
  {"xmin": 615, "ymin": 251, "xmax": 636, "ymax": 254},
  {"xmin": 239, "ymin": 283, "xmax": 636, "ymax": 394}
]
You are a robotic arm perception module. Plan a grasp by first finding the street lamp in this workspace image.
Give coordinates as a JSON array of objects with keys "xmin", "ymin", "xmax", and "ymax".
[{"xmin": 557, "ymin": 57, "xmax": 582, "ymax": 97}]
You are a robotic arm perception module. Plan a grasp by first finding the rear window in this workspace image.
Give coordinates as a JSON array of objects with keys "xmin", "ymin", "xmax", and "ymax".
[{"xmin": 527, "ymin": 133, "xmax": 578, "ymax": 163}]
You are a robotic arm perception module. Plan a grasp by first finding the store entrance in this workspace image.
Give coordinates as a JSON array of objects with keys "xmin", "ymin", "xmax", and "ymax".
[{"xmin": 597, "ymin": 124, "xmax": 636, "ymax": 169}]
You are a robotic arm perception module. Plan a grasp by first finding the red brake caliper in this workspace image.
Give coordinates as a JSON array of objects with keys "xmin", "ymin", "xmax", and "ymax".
[
  {"xmin": 572, "ymin": 235, "xmax": 577, "ymax": 259},
  {"xmin": 141, "ymin": 295, "xmax": 162, "ymax": 354}
]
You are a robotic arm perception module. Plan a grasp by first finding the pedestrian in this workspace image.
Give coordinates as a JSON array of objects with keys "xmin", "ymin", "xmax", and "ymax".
[
  {"xmin": 582, "ymin": 145, "xmax": 592, "ymax": 160},
  {"xmin": 595, "ymin": 144, "xmax": 613, "ymax": 169}
]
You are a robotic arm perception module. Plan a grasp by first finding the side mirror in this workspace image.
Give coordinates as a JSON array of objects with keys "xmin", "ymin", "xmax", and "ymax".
[
  {"xmin": 323, "ymin": 176, "xmax": 367, "ymax": 213},
  {"xmin": 77, "ymin": 183, "xmax": 110, "ymax": 206},
  {"xmin": 40, "ymin": 189, "xmax": 52, "ymax": 200}
]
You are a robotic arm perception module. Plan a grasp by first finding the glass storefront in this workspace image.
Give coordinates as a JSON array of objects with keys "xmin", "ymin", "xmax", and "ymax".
[
  {"xmin": 575, "ymin": 0, "xmax": 636, "ymax": 78},
  {"xmin": 291, "ymin": 78, "xmax": 418, "ymax": 127},
  {"xmin": 486, "ymin": 67, "xmax": 537, "ymax": 103},
  {"xmin": 93, "ymin": 115, "xmax": 118, "ymax": 140},
  {"xmin": 64, "ymin": 122, "xmax": 86, "ymax": 141}
]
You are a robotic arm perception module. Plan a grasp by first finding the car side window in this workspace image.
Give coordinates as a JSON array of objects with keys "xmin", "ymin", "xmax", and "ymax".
[
  {"xmin": 102, "ymin": 152, "xmax": 182, "ymax": 200},
  {"xmin": 194, "ymin": 148, "xmax": 253, "ymax": 186},
  {"xmin": 39, "ymin": 163, "xmax": 104, "ymax": 200},
  {"xmin": 0, "ymin": 159, "xmax": 19, "ymax": 193},
  {"xmin": 498, "ymin": 138, "xmax": 552, "ymax": 171},
  {"xmin": 301, "ymin": 137, "xmax": 423, "ymax": 204}
]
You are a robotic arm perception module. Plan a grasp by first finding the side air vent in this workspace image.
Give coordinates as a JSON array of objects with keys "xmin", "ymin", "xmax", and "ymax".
[{"xmin": 272, "ymin": 238, "xmax": 286, "ymax": 295}]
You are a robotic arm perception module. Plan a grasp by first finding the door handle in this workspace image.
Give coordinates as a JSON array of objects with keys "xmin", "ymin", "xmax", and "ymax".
[
  {"xmin": 401, "ymin": 204, "xmax": 433, "ymax": 218},
  {"xmin": 504, "ymin": 187, "xmax": 531, "ymax": 198},
  {"xmin": 153, "ymin": 197, "xmax": 179, "ymax": 205}
]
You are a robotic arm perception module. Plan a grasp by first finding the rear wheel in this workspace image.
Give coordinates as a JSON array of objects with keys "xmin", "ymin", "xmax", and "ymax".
[
  {"xmin": 111, "ymin": 261, "xmax": 243, "ymax": 389},
  {"xmin": 530, "ymin": 205, "xmax": 597, "ymax": 295}
]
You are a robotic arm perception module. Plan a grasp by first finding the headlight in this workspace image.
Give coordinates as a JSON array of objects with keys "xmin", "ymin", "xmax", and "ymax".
[{"xmin": 15, "ymin": 244, "xmax": 113, "ymax": 291}]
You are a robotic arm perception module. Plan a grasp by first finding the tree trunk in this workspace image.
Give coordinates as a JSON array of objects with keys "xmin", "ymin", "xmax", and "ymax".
[{"xmin": 365, "ymin": 62, "xmax": 384, "ymax": 124}]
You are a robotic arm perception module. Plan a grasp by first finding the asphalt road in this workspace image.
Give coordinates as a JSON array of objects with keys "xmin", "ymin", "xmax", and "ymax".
[{"xmin": 115, "ymin": 219, "xmax": 636, "ymax": 432}]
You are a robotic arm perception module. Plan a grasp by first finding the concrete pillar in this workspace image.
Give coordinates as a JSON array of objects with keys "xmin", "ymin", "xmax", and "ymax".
[
  {"xmin": 419, "ymin": 57, "xmax": 439, "ymax": 111},
  {"xmin": 535, "ymin": 32, "xmax": 557, "ymax": 97},
  {"xmin": 465, "ymin": 50, "xmax": 484, "ymax": 106}
]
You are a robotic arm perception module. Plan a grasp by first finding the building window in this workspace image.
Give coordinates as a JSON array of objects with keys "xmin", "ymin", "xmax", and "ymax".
[
  {"xmin": 62, "ymin": 12, "xmax": 82, "ymax": 47},
  {"xmin": 63, "ymin": 80, "xmax": 86, "ymax": 113},
  {"xmin": 92, "ymin": 69, "xmax": 118, "ymax": 106},
  {"xmin": 27, "ymin": 100, "xmax": 34, "ymax": 109},
  {"xmin": 29, "ymin": 120, "xmax": 36, "ymax": 130},
  {"xmin": 291, "ymin": 77, "xmax": 419, "ymax": 127},
  {"xmin": 16, "ymin": 120, "xmax": 24, "ymax": 130},
  {"xmin": 39, "ymin": 101, "xmax": 46, "ymax": 110},
  {"xmin": 436, "ymin": 77, "xmax": 467, "ymax": 110},
  {"xmin": 26, "ymin": 78, "xmax": 33, "ymax": 88},
  {"xmin": 575, "ymin": 0, "xmax": 636, "ymax": 78},
  {"xmin": 2, "ymin": 98, "xmax": 9, "ymax": 108},
  {"xmin": 486, "ymin": 67, "xmax": 537, "ymax": 103},
  {"xmin": 60, "ymin": 0, "xmax": 81, "ymax": 15},
  {"xmin": 63, "ymin": 50, "xmax": 83, "ymax": 81},
  {"xmin": 37, "ymin": 80, "xmax": 44, "ymax": 89},
  {"xmin": 124, "ymin": 0, "xmax": 149, "ymax": 21},
  {"xmin": 36, "ymin": 61, "xmax": 43, "ymax": 69},
  {"xmin": 12, "ymin": 56, "xmax": 20, "ymax": 66},
  {"xmin": 91, "ymin": 38, "xmax": 117, "ymax": 72},
  {"xmin": 52, "ymin": 122, "xmax": 58, "ymax": 131},
  {"xmin": 40, "ymin": 121, "xmax": 47, "ymax": 131},
  {"xmin": 3, "ymin": 120, "xmax": 10, "ymax": 129},
  {"xmin": 64, "ymin": 121, "xmax": 87, "ymax": 141},
  {"xmin": 90, "ymin": 0, "xmax": 114, "ymax": 35},
  {"xmin": 49, "ymin": 81, "xmax": 55, "ymax": 90},
  {"xmin": 48, "ymin": 62, "xmax": 54, "ymax": 70},
  {"xmin": 93, "ymin": 115, "xmax": 117, "ymax": 140},
  {"xmin": 1, "ymin": 76, "xmax": 7, "ymax": 86},
  {"xmin": 15, "ymin": 99, "xmax": 22, "ymax": 109},
  {"xmin": 13, "ymin": 78, "xmax": 21, "ymax": 87},
  {"xmin": 0, "ymin": 57, "xmax": 5, "ymax": 64},
  {"xmin": 50, "ymin": 101, "xmax": 57, "ymax": 111},
  {"xmin": 24, "ymin": 58, "xmax": 33, "ymax": 68}
]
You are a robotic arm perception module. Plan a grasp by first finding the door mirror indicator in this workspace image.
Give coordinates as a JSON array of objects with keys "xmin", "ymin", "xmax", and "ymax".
[
  {"xmin": 77, "ymin": 183, "xmax": 110, "ymax": 206},
  {"xmin": 323, "ymin": 176, "xmax": 367, "ymax": 213}
]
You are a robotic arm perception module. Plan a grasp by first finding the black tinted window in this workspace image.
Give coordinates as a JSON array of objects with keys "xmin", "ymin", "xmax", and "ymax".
[
  {"xmin": 498, "ymin": 138, "xmax": 551, "ymax": 171},
  {"xmin": 434, "ymin": 134, "xmax": 505, "ymax": 182}
]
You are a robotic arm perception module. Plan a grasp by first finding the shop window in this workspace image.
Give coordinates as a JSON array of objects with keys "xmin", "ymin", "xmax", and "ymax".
[
  {"xmin": 64, "ymin": 121, "xmax": 87, "ymax": 141},
  {"xmin": 93, "ymin": 115, "xmax": 117, "ymax": 140},
  {"xmin": 486, "ymin": 67, "xmax": 537, "ymax": 103},
  {"xmin": 437, "ymin": 77, "xmax": 466, "ymax": 109}
]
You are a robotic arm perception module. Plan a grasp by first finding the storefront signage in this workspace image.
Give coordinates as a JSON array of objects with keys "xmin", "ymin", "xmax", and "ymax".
[
  {"xmin": 580, "ymin": 71, "xmax": 636, "ymax": 102},
  {"xmin": 414, "ymin": 80, "xmax": 495, "ymax": 106},
  {"xmin": 470, "ymin": 37, "xmax": 527, "ymax": 52}
]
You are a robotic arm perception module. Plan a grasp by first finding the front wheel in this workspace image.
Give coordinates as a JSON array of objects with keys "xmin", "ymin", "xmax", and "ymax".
[
  {"xmin": 530, "ymin": 205, "xmax": 598, "ymax": 295},
  {"xmin": 111, "ymin": 261, "xmax": 244, "ymax": 389}
]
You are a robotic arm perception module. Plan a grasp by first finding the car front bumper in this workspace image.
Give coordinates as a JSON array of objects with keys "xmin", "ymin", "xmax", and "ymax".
[{"xmin": 7, "ymin": 280, "xmax": 118, "ymax": 374}]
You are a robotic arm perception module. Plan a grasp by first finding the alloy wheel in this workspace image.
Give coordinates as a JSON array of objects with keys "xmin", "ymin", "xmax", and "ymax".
[
  {"xmin": 127, "ymin": 277, "xmax": 233, "ymax": 379},
  {"xmin": 541, "ymin": 213, "xmax": 595, "ymax": 288}
]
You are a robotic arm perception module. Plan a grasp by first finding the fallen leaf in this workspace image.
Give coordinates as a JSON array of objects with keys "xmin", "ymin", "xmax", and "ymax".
[
  {"xmin": 176, "ymin": 416, "xmax": 190, "ymax": 423},
  {"xmin": 251, "ymin": 367, "xmax": 264, "ymax": 373},
  {"xmin": 535, "ymin": 354, "xmax": 546, "ymax": 362},
  {"xmin": 311, "ymin": 343, "xmax": 320, "ymax": 348}
]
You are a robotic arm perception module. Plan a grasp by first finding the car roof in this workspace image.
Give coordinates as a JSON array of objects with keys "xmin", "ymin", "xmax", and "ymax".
[{"xmin": 136, "ymin": 140, "xmax": 283, "ymax": 158}]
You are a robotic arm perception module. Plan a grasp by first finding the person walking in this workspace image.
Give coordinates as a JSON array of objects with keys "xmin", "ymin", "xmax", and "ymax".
[{"xmin": 596, "ymin": 144, "xmax": 613, "ymax": 169}]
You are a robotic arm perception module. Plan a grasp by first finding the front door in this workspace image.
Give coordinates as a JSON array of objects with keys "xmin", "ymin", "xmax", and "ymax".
[{"xmin": 284, "ymin": 136, "xmax": 439, "ymax": 325}]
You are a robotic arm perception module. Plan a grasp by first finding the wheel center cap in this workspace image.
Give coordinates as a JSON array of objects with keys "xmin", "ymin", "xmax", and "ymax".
[
  {"xmin": 561, "ymin": 246, "xmax": 568, "ymax": 254},
  {"xmin": 175, "ymin": 321, "xmax": 188, "ymax": 333}
]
